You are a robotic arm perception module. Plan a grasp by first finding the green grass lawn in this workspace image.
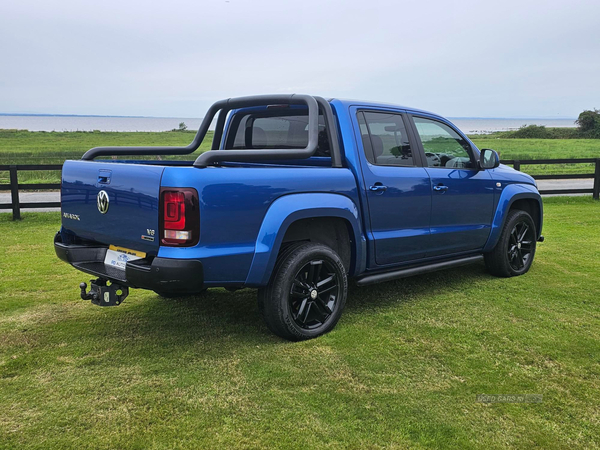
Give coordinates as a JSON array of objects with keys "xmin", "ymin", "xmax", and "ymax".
[
  {"xmin": 1, "ymin": 130, "xmax": 599, "ymax": 184},
  {"xmin": 469, "ymin": 137, "xmax": 600, "ymax": 176},
  {"xmin": 1, "ymin": 197, "xmax": 599, "ymax": 449}
]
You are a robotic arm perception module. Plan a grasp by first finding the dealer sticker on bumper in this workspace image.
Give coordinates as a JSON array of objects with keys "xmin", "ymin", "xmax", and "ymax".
[{"xmin": 104, "ymin": 245, "xmax": 146, "ymax": 270}]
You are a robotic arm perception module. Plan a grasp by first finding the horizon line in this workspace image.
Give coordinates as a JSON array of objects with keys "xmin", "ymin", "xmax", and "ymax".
[
  {"xmin": 0, "ymin": 113, "xmax": 203, "ymax": 119},
  {"xmin": 0, "ymin": 112, "xmax": 578, "ymax": 120}
]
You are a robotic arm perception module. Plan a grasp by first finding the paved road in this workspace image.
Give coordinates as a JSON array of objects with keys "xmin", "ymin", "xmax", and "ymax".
[
  {"xmin": 0, "ymin": 179, "xmax": 595, "ymax": 214},
  {"xmin": 536, "ymin": 178, "xmax": 594, "ymax": 194},
  {"xmin": 0, "ymin": 191, "xmax": 61, "ymax": 213}
]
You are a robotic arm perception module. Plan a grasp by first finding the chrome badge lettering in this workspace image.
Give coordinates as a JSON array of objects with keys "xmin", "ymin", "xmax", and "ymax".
[
  {"xmin": 142, "ymin": 228, "xmax": 155, "ymax": 241},
  {"xmin": 97, "ymin": 190, "xmax": 110, "ymax": 214},
  {"xmin": 63, "ymin": 212, "xmax": 80, "ymax": 221}
]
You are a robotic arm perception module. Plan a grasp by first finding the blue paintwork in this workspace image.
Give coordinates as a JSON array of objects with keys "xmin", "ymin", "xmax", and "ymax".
[
  {"xmin": 158, "ymin": 165, "xmax": 360, "ymax": 285},
  {"xmin": 59, "ymin": 97, "xmax": 542, "ymax": 287},
  {"xmin": 425, "ymin": 166, "xmax": 496, "ymax": 256},
  {"xmin": 61, "ymin": 160, "xmax": 163, "ymax": 254},
  {"xmin": 361, "ymin": 165, "xmax": 432, "ymax": 264},
  {"xmin": 347, "ymin": 105, "xmax": 432, "ymax": 265},
  {"xmin": 483, "ymin": 177, "xmax": 543, "ymax": 252},
  {"xmin": 244, "ymin": 193, "xmax": 365, "ymax": 286}
]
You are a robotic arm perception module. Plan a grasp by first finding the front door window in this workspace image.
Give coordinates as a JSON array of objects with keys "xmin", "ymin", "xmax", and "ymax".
[{"xmin": 412, "ymin": 117, "xmax": 474, "ymax": 169}]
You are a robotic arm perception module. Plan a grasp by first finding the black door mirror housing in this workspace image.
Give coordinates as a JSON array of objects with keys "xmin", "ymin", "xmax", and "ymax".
[{"xmin": 479, "ymin": 148, "xmax": 500, "ymax": 170}]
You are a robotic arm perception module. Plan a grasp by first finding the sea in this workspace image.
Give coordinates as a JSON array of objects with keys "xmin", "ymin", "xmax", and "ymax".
[{"xmin": 0, "ymin": 115, "xmax": 577, "ymax": 135}]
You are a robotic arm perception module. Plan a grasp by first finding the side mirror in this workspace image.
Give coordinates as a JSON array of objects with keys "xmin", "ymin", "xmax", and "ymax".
[{"xmin": 479, "ymin": 148, "xmax": 500, "ymax": 170}]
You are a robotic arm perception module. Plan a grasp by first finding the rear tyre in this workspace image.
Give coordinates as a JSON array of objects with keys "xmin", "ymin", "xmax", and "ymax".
[
  {"xmin": 258, "ymin": 242, "xmax": 347, "ymax": 341},
  {"xmin": 484, "ymin": 209, "xmax": 537, "ymax": 277}
]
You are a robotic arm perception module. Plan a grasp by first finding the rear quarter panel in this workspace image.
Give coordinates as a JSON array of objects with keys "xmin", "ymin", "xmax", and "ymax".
[{"xmin": 159, "ymin": 166, "xmax": 361, "ymax": 285}]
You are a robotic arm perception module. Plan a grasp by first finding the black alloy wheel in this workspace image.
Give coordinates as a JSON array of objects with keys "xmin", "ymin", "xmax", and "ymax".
[
  {"xmin": 289, "ymin": 259, "xmax": 340, "ymax": 330},
  {"xmin": 484, "ymin": 209, "xmax": 537, "ymax": 277},
  {"xmin": 258, "ymin": 242, "xmax": 348, "ymax": 341},
  {"xmin": 507, "ymin": 220, "xmax": 534, "ymax": 271}
]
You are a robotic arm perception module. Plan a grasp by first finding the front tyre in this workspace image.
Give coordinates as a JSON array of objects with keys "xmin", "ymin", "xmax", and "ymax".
[
  {"xmin": 484, "ymin": 209, "xmax": 537, "ymax": 277},
  {"xmin": 258, "ymin": 242, "xmax": 348, "ymax": 341}
]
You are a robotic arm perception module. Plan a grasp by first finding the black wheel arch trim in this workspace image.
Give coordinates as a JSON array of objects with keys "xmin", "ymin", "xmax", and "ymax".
[{"xmin": 483, "ymin": 189, "xmax": 543, "ymax": 253}]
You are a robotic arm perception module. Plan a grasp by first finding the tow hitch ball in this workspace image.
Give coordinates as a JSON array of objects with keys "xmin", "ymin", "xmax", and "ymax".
[{"xmin": 79, "ymin": 279, "xmax": 129, "ymax": 306}]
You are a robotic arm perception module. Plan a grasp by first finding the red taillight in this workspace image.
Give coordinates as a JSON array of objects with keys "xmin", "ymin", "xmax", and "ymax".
[
  {"xmin": 163, "ymin": 191, "xmax": 186, "ymax": 230},
  {"xmin": 160, "ymin": 188, "xmax": 199, "ymax": 246}
]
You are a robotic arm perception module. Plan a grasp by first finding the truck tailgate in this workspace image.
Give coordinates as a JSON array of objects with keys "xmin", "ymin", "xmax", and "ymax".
[{"xmin": 61, "ymin": 160, "xmax": 163, "ymax": 255}]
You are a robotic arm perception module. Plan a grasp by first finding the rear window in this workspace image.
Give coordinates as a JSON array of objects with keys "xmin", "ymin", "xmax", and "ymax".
[{"xmin": 225, "ymin": 110, "xmax": 330, "ymax": 157}]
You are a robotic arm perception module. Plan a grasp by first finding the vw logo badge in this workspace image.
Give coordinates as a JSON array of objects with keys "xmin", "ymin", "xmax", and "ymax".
[{"xmin": 97, "ymin": 190, "xmax": 110, "ymax": 214}]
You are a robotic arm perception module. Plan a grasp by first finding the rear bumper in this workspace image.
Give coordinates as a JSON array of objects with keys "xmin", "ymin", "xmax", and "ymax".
[{"xmin": 54, "ymin": 233, "xmax": 204, "ymax": 294}]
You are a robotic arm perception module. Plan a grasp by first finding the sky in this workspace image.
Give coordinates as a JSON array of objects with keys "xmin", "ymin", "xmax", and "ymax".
[{"xmin": 1, "ymin": 0, "xmax": 599, "ymax": 119}]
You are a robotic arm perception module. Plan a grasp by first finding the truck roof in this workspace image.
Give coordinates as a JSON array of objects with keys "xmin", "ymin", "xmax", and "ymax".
[
  {"xmin": 329, "ymin": 98, "xmax": 439, "ymax": 117},
  {"xmin": 228, "ymin": 97, "xmax": 440, "ymax": 119}
]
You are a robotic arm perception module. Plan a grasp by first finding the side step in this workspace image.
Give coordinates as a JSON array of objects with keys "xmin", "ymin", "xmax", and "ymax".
[{"xmin": 355, "ymin": 255, "xmax": 484, "ymax": 286}]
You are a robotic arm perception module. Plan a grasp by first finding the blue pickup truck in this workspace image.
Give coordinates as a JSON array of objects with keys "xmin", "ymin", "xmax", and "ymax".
[{"xmin": 55, "ymin": 94, "xmax": 543, "ymax": 340}]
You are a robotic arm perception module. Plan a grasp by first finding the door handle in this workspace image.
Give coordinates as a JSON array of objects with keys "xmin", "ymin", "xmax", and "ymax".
[
  {"xmin": 97, "ymin": 170, "xmax": 112, "ymax": 185},
  {"xmin": 433, "ymin": 184, "xmax": 449, "ymax": 192},
  {"xmin": 369, "ymin": 183, "xmax": 388, "ymax": 193}
]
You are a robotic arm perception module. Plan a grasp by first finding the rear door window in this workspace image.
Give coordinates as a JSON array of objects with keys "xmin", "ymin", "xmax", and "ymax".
[{"xmin": 359, "ymin": 111, "xmax": 415, "ymax": 166}]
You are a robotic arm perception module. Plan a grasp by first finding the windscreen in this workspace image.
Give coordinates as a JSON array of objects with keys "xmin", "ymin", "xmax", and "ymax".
[{"xmin": 225, "ymin": 110, "xmax": 330, "ymax": 157}]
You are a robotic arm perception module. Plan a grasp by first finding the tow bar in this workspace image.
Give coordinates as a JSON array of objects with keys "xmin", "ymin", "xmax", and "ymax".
[{"xmin": 79, "ymin": 279, "xmax": 129, "ymax": 306}]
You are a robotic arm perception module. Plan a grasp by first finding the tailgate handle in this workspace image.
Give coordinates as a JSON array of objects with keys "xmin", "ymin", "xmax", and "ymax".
[{"xmin": 97, "ymin": 170, "xmax": 112, "ymax": 184}]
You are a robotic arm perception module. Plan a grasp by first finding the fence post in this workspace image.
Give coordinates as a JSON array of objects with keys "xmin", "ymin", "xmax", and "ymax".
[
  {"xmin": 594, "ymin": 159, "xmax": 600, "ymax": 200},
  {"xmin": 9, "ymin": 165, "xmax": 21, "ymax": 220},
  {"xmin": 513, "ymin": 160, "xmax": 521, "ymax": 171}
]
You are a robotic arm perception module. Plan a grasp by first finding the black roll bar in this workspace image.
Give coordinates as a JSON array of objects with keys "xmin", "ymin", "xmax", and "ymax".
[
  {"xmin": 192, "ymin": 94, "xmax": 318, "ymax": 168},
  {"xmin": 81, "ymin": 94, "xmax": 342, "ymax": 168},
  {"xmin": 314, "ymin": 96, "xmax": 342, "ymax": 168}
]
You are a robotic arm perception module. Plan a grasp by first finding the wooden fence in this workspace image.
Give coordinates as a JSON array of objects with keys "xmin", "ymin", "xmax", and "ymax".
[
  {"xmin": 502, "ymin": 158, "xmax": 600, "ymax": 197},
  {"xmin": 1, "ymin": 159, "xmax": 599, "ymax": 220},
  {"xmin": 0, "ymin": 164, "xmax": 61, "ymax": 220}
]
